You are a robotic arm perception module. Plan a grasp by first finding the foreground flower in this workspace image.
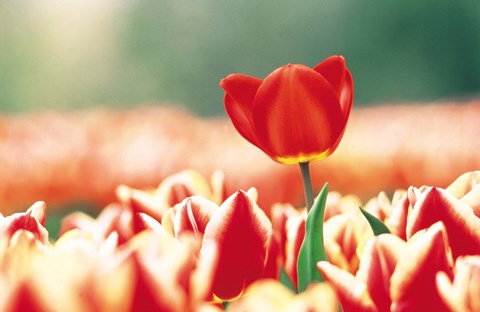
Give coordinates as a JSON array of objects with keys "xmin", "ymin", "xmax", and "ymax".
[
  {"xmin": 437, "ymin": 255, "xmax": 480, "ymax": 312},
  {"xmin": 162, "ymin": 189, "xmax": 272, "ymax": 301},
  {"xmin": 220, "ymin": 55, "xmax": 353, "ymax": 165},
  {"xmin": 318, "ymin": 222, "xmax": 453, "ymax": 312},
  {"xmin": 407, "ymin": 186, "xmax": 480, "ymax": 259},
  {"xmin": 227, "ymin": 279, "xmax": 338, "ymax": 312}
]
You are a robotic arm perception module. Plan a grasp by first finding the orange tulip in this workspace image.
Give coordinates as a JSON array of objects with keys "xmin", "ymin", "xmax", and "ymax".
[{"xmin": 220, "ymin": 55, "xmax": 353, "ymax": 164}]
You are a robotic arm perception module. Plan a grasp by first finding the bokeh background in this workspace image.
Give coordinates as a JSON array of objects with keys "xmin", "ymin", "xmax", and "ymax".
[
  {"xmin": 1, "ymin": 0, "xmax": 480, "ymax": 115},
  {"xmin": 1, "ymin": 1, "xmax": 480, "ymax": 238}
]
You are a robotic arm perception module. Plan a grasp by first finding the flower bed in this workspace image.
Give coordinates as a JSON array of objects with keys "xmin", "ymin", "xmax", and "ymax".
[{"xmin": 0, "ymin": 170, "xmax": 479, "ymax": 311}]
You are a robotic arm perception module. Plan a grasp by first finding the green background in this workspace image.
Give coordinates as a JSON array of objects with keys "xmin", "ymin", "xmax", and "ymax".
[{"xmin": 1, "ymin": 1, "xmax": 479, "ymax": 115}]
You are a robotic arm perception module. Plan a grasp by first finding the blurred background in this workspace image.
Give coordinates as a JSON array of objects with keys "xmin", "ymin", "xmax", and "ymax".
[
  {"xmin": 1, "ymin": 0, "xmax": 480, "ymax": 239},
  {"xmin": 1, "ymin": 0, "xmax": 480, "ymax": 115}
]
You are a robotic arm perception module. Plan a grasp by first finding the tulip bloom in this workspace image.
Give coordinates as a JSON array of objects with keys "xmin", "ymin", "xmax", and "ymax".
[
  {"xmin": 220, "ymin": 55, "xmax": 353, "ymax": 165},
  {"xmin": 318, "ymin": 222, "xmax": 453, "ymax": 312}
]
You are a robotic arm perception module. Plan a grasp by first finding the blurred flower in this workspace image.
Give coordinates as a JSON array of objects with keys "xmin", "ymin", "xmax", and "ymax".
[
  {"xmin": 437, "ymin": 255, "xmax": 480, "ymax": 312},
  {"xmin": 266, "ymin": 193, "xmax": 368, "ymax": 290},
  {"xmin": 445, "ymin": 170, "xmax": 480, "ymax": 217},
  {"xmin": 227, "ymin": 279, "xmax": 338, "ymax": 312},
  {"xmin": 220, "ymin": 55, "xmax": 353, "ymax": 164},
  {"xmin": 362, "ymin": 190, "xmax": 409, "ymax": 240},
  {"xmin": 59, "ymin": 202, "xmax": 163, "ymax": 245},
  {"xmin": 0, "ymin": 201, "xmax": 48, "ymax": 244},
  {"xmin": 318, "ymin": 222, "xmax": 453, "ymax": 312},
  {"xmin": 115, "ymin": 169, "xmax": 227, "ymax": 224},
  {"xmin": 2, "ymin": 170, "xmax": 480, "ymax": 310}
]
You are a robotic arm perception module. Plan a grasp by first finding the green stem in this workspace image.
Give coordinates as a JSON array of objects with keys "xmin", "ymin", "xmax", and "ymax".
[{"xmin": 299, "ymin": 162, "xmax": 314, "ymax": 212}]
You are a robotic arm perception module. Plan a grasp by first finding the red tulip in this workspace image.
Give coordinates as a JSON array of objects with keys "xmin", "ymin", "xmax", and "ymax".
[
  {"xmin": 220, "ymin": 55, "xmax": 353, "ymax": 164},
  {"xmin": 201, "ymin": 190, "xmax": 272, "ymax": 300},
  {"xmin": 406, "ymin": 186, "xmax": 480, "ymax": 259},
  {"xmin": 437, "ymin": 255, "xmax": 480, "ymax": 311},
  {"xmin": 0, "ymin": 201, "xmax": 48, "ymax": 244},
  {"xmin": 318, "ymin": 222, "xmax": 454, "ymax": 312}
]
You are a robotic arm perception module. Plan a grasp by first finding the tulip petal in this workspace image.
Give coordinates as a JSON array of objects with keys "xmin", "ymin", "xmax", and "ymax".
[
  {"xmin": 0, "ymin": 202, "xmax": 48, "ymax": 243},
  {"xmin": 3, "ymin": 281, "xmax": 47, "ymax": 312},
  {"xmin": 220, "ymin": 74, "xmax": 263, "ymax": 148},
  {"xmin": 117, "ymin": 185, "xmax": 166, "ymax": 223},
  {"xmin": 391, "ymin": 222, "xmax": 453, "ymax": 312},
  {"xmin": 407, "ymin": 187, "xmax": 480, "ymax": 258},
  {"xmin": 284, "ymin": 214, "xmax": 306, "ymax": 289},
  {"xmin": 201, "ymin": 190, "xmax": 272, "ymax": 300},
  {"xmin": 459, "ymin": 184, "xmax": 480, "ymax": 217},
  {"xmin": 317, "ymin": 261, "xmax": 378, "ymax": 312},
  {"xmin": 385, "ymin": 191, "xmax": 409, "ymax": 240},
  {"xmin": 313, "ymin": 55, "xmax": 354, "ymax": 117},
  {"xmin": 313, "ymin": 56, "xmax": 346, "ymax": 92},
  {"xmin": 173, "ymin": 196, "xmax": 218, "ymax": 239},
  {"xmin": 445, "ymin": 171, "xmax": 480, "ymax": 217},
  {"xmin": 227, "ymin": 279, "xmax": 295, "ymax": 311},
  {"xmin": 437, "ymin": 256, "xmax": 480, "ymax": 312},
  {"xmin": 445, "ymin": 170, "xmax": 480, "ymax": 199},
  {"xmin": 356, "ymin": 235, "xmax": 406, "ymax": 312},
  {"xmin": 253, "ymin": 64, "xmax": 345, "ymax": 163}
]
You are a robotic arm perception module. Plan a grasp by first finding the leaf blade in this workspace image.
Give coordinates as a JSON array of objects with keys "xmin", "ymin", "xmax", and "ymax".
[
  {"xmin": 279, "ymin": 267, "xmax": 297, "ymax": 293},
  {"xmin": 360, "ymin": 207, "xmax": 391, "ymax": 236},
  {"xmin": 297, "ymin": 183, "xmax": 329, "ymax": 292}
]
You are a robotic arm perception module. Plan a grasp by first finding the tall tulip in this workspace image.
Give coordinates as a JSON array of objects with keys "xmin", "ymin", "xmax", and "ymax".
[{"xmin": 220, "ymin": 55, "xmax": 353, "ymax": 210}]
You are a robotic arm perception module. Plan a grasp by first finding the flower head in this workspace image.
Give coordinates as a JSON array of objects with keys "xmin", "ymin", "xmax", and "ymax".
[{"xmin": 220, "ymin": 55, "xmax": 353, "ymax": 164}]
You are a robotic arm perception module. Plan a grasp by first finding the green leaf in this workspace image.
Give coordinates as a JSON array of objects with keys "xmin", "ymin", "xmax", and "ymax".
[
  {"xmin": 360, "ymin": 207, "xmax": 391, "ymax": 236},
  {"xmin": 297, "ymin": 183, "xmax": 329, "ymax": 293},
  {"xmin": 279, "ymin": 267, "xmax": 297, "ymax": 293}
]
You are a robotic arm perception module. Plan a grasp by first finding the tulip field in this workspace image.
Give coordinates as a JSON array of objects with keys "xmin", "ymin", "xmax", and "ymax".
[{"xmin": 1, "ymin": 56, "xmax": 479, "ymax": 311}]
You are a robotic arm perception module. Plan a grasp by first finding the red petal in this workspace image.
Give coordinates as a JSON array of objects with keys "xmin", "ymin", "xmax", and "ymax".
[
  {"xmin": 357, "ymin": 235, "xmax": 406, "ymax": 312},
  {"xmin": 220, "ymin": 74, "xmax": 263, "ymax": 149},
  {"xmin": 313, "ymin": 55, "xmax": 354, "ymax": 117},
  {"xmin": 385, "ymin": 191, "xmax": 409, "ymax": 240},
  {"xmin": 0, "ymin": 202, "xmax": 48, "ymax": 243},
  {"xmin": 3, "ymin": 281, "xmax": 47, "ymax": 312},
  {"xmin": 129, "ymin": 233, "xmax": 194, "ymax": 311},
  {"xmin": 119, "ymin": 185, "xmax": 166, "ymax": 223},
  {"xmin": 324, "ymin": 214, "xmax": 359, "ymax": 273},
  {"xmin": 201, "ymin": 190, "xmax": 272, "ymax": 300},
  {"xmin": 253, "ymin": 64, "xmax": 345, "ymax": 163},
  {"xmin": 285, "ymin": 214, "xmax": 305, "ymax": 289},
  {"xmin": 436, "ymin": 256, "xmax": 480, "ymax": 311},
  {"xmin": 314, "ymin": 55, "xmax": 346, "ymax": 94},
  {"xmin": 391, "ymin": 222, "xmax": 453, "ymax": 312},
  {"xmin": 173, "ymin": 196, "xmax": 218, "ymax": 239},
  {"xmin": 317, "ymin": 261, "xmax": 377, "ymax": 312},
  {"xmin": 407, "ymin": 187, "xmax": 480, "ymax": 258}
]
